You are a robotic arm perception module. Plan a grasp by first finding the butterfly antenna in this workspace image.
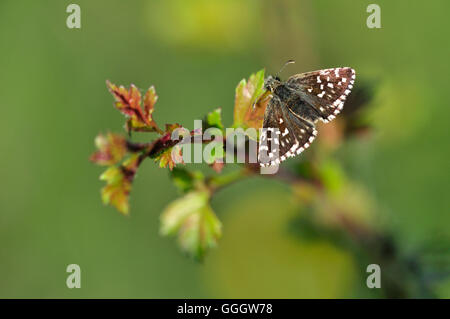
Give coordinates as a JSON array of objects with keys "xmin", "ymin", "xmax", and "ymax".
[{"xmin": 275, "ymin": 60, "xmax": 295, "ymax": 78}]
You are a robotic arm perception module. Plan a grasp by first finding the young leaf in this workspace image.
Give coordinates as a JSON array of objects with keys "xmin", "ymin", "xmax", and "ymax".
[
  {"xmin": 153, "ymin": 123, "xmax": 185, "ymax": 170},
  {"xmin": 164, "ymin": 123, "xmax": 183, "ymax": 134},
  {"xmin": 233, "ymin": 69, "xmax": 267, "ymax": 129},
  {"xmin": 244, "ymin": 89, "xmax": 271, "ymax": 130},
  {"xmin": 154, "ymin": 146, "xmax": 183, "ymax": 170},
  {"xmin": 203, "ymin": 111, "xmax": 225, "ymax": 170},
  {"xmin": 106, "ymin": 81, "xmax": 162, "ymax": 133},
  {"xmin": 90, "ymin": 132, "xmax": 127, "ymax": 166},
  {"xmin": 204, "ymin": 108, "xmax": 224, "ymax": 130},
  {"xmin": 99, "ymin": 153, "xmax": 141, "ymax": 215},
  {"xmin": 160, "ymin": 191, "xmax": 222, "ymax": 260},
  {"xmin": 170, "ymin": 168, "xmax": 204, "ymax": 193},
  {"xmin": 143, "ymin": 85, "xmax": 158, "ymax": 122}
]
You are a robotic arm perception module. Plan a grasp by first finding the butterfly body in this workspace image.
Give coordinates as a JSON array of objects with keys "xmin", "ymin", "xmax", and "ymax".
[{"xmin": 259, "ymin": 67, "xmax": 356, "ymax": 167}]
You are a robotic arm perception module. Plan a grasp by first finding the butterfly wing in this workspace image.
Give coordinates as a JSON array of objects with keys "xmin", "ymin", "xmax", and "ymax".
[
  {"xmin": 259, "ymin": 97, "xmax": 284, "ymax": 166},
  {"xmin": 259, "ymin": 96, "xmax": 317, "ymax": 167},
  {"xmin": 284, "ymin": 107, "xmax": 317, "ymax": 157},
  {"xmin": 286, "ymin": 67, "xmax": 356, "ymax": 123}
]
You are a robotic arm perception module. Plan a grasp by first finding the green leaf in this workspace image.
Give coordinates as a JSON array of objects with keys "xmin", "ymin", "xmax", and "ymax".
[
  {"xmin": 205, "ymin": 108, "xmax": 224, "ymax": 130},
  {"xmin": 202, "ymin": 109, "xmax": 225, "ymax": 169},
  {"xmin": 160, "ymin": 191, "xmax": 222, "ymax": 260},
  {"xmin": 99, "ymin": 153, "xmax": 141, "ymax": 215},
  {"xmin": 170, "ymin": 168, "xmax": 204, "ymax": 193},
  {"xmin": 233, "ymin": 69, "xmax": 267, "ymax": 129}
]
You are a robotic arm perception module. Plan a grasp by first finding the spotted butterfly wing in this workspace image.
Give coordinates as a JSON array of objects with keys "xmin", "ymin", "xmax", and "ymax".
[
  {"xmin": 286, "ymin": 67, "xmax": 356, "ymax": 123},
  {"xmin": 259, "ymin": 97, "xmax": 317, "ymax": 166},
  {"xmin": 258, "ymin": 98, "xmax": 283, "ymax": 165},
  {"xmin": 259, "ymin": 67, "xmax": 355, "ymax": 167}
]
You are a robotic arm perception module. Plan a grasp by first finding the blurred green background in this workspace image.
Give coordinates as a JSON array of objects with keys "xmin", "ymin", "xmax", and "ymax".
[{"xmin": 0, "ymin": 0, "xmax": 449, "ymax": 298}]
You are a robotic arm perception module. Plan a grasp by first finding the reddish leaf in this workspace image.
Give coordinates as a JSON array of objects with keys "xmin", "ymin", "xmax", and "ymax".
[
  {"xmin": 106, "ymin": 81, "xmax": 162, "ymax": 133},
  {"xmin": 233, "ymin": 69, "xmax": 266, "ymax": 129},
  {"xmin": 210, "ymin": 161, "xmax": 225, "ymax": 173},
  {"xmin": 153, "ymin": 123, "xmax": 186, "ymax": 170},
  {"xmin": 165, "ymin": 123, "xmax": 182, "ymax": 134},
  {"xmin": 143, "ymin": 86, "xmax": 158, "ymax": 120},
  {"xmin": 155, "ymin": 145, "xmax": 183, "ymax": 171},
  {"xmin": 244, "ymin": 89, "xmax": 271, "ymax": 130},
  {"xmin": 90, "ymin": 132, "xmax": 127, "ymax": 166}
]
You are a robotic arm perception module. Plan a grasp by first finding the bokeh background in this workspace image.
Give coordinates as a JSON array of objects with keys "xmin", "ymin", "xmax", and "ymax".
[{"xmin": 0, "ymin": 0, "xmax": 449, "ymax": 298}]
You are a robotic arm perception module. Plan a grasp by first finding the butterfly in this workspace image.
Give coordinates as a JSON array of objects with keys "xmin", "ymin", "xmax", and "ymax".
[{"xmin": 258, "ymin": 63, "xmax": 356, "ymax": 167}]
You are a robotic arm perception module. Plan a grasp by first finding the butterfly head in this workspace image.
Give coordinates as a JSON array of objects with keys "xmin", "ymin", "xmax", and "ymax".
[
  {"xmin": 264, "ymin": 75, "xmax": 282, "ymax": 93},
  {"xmin": 265, "ymin": 60, "xmax": 295, "ymax": 92}
]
